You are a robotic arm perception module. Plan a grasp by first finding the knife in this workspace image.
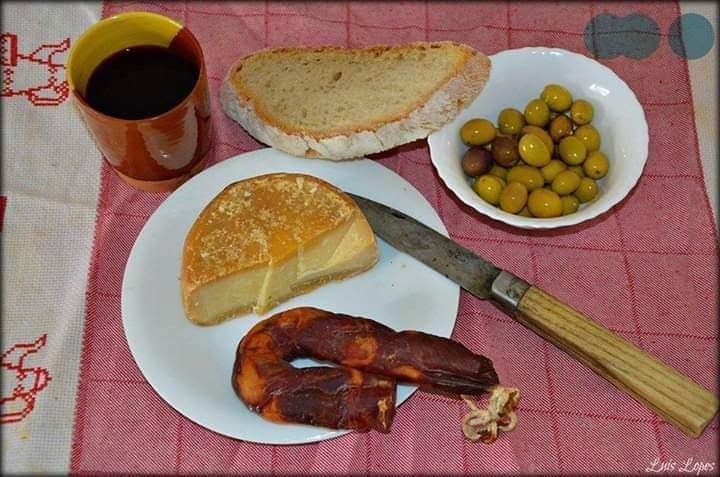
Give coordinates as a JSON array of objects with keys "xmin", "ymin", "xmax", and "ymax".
[{"xmin": 348, "ymin": 193, "xmax": 718, "ymax": 438}]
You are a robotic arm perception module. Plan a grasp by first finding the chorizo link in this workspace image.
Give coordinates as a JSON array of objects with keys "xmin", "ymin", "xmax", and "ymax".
[{"xmin": 233, "ymin": 307, "xmax": 499, "ymax": 432}]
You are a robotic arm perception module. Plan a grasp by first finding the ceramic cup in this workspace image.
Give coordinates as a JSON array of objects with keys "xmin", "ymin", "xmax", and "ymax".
[{"xmin": 67, "ymin": 11, "xmax": 212, "ymax": 192}]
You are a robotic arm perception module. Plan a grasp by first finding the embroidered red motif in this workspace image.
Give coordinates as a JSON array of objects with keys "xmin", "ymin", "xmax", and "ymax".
[
  {"xmin": 1, "ymin": 33, "xmax": 70, "ymax": 106},
  {"xmin": 0, "ymin": 196, "xmax": 6, "ymax": 232},
  {"xmin": 1, "ymin": 334, "xmax": 52, "ymax": 424}
]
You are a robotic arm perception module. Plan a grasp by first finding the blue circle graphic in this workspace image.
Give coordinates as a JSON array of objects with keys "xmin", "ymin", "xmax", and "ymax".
[
  {"xmin": 584, "ymin": 13, "xmax": 661, "ymax": 60},
  {"xmin": 668, "ymin": 13, "xmax": 715, "ymax": 60}
]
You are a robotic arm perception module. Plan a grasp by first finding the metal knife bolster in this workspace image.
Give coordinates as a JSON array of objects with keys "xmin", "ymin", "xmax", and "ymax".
[{"xmin": 489, "ymin": 271, "xmax": 531, "ymax": 312}]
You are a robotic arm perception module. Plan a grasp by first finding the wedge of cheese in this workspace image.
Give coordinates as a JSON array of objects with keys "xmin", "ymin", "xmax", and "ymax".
[{"xmin": 181, "ymin": 173, "xmax": 379, "ymax": 325}]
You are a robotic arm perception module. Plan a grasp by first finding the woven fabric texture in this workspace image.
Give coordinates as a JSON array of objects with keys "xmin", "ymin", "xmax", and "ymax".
[{"xmin": 65, "ymin": 1, "xmax": 718, "ymax": 474}]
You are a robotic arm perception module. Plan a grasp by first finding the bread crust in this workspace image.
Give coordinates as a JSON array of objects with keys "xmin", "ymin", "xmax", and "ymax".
[{"xmin": 220, "ymin": 42, "xmax": 491, "ymax": 160}]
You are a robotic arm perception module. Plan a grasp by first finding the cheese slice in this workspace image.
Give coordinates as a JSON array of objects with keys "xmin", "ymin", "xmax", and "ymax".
[{"xmin": 181, "ymin": 173, "xmax": 379, "ymax": 325}]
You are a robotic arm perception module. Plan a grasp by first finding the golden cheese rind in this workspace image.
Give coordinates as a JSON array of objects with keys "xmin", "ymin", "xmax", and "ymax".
[{"xmin": 181, "ymin": 173, "xmax": 379, "ymax": 325}]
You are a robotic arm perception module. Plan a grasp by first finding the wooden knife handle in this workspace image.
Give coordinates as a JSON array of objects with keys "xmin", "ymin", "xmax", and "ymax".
[{"xmin": 514, "ymin": 285, "xmax": 718, "ymax": 438}]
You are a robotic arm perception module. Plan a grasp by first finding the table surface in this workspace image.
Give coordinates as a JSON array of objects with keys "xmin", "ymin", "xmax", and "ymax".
[{"xmin": 2, "ymin": 1, "xmax": 718, "ymax": 475}]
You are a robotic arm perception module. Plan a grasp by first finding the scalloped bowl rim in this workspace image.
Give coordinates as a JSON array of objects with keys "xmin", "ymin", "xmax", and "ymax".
[{"xmin": 428, "ymin": 47, "xmax": 648, "ymax": 229}]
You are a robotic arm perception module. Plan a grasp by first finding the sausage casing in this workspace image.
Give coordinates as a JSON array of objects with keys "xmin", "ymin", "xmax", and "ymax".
[{"xmin": 233, "ymin": 307, "xmax": 499, "ymax": 432}]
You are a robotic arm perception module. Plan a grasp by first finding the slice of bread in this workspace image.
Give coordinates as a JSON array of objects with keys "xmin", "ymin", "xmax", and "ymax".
[
  {"xmin": 221, "ymin": 41, "xmax": 490, "ymax": 160},
  {"xmin": 181, "ymin": 173, "xmax": 379, "ymax": 325}
]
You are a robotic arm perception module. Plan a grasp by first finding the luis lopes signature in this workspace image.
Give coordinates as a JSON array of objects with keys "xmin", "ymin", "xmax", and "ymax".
[{"xmin": 646, "ymin": 457, "xmax": 716, "ymax": 475}]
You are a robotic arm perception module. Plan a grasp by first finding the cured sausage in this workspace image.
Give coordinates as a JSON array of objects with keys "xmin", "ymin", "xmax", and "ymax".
[{"xmin": 233, "ymin": 307, "xmax": 499, "ymax": 432}]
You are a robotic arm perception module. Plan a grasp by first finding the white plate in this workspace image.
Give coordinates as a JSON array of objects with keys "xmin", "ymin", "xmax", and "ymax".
[
  {"xmin": 428, "ymin": 47, "xmax": 648, "ymax": 229},
  {"xmin": 122, "ymin": 149, "xmax": 459, "ymax": 444}
]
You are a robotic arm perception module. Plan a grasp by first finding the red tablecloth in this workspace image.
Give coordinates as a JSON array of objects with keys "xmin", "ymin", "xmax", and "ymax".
[{"xmin": 5, "ymin": 1, "xmax": 718, "ymax": 474}]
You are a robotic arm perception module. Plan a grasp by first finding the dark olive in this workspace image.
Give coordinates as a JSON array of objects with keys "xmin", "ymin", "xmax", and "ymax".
[
  {"xmin": 491, "ymin": 135, "xmax": 520, "ymax": 167},
  {"xmin": 549, "ymin": 114, "xmax": 573, "ymax": 143},
  {"xmin": 462, "ymin": 147, "xmax": 493, "ymax": 177}
]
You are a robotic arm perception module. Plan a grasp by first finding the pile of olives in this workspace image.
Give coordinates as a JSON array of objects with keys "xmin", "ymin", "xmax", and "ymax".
[{"xmin": 459, "ymin": 85, "xmax": 609, "ymax": 218}]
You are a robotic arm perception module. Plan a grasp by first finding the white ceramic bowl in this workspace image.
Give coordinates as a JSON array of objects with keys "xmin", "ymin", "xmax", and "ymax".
[{"xmin": 428, "ymin": 47, "xmax": 648, "ymax": 229}]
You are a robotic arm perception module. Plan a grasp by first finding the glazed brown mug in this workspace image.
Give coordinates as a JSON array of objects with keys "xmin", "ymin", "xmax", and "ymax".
[{"xmin": 67, "ymin": 12, "xmax": 211, "ymax": 192}]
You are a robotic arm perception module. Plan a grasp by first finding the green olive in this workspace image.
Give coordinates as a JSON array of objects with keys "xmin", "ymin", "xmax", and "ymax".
[
  {"xmin": 460, "ymin": 118, "xmax": 497, "ymax": 146},
  {"xmin": 524, "ymin": 98, "xmax": 550, "ymax": 127},
  {"xmin": 558, "ymin": 136, "xmax": 588, "ymax": 165},
  {"xmin": 541, "ymin": 84, "xmax": 573, "ymax": 112},
  {"xmin": 491, "ymin": 135, "xmax": 520, "ymax": 167},
  {"xmin": 574, "ymin": 177, "xmax": 598, "ymax": 203},
  {"xmin": 461, "ymin": 147, "xmax": 493, "ymax": 177},
  {"xmin": 568, "ymin": 165, "xmax": 585, "ymax": 177},
  {"xmin": 489, "ymin": 164, "xmax": 509, "ymax": 180},
  {"xmin": 497, "ymin": 108, "xmax": 526, "ymax": 135},
  {"xmin": 548, "ymin": 114, "xmax": 573, "ymax": 143},
  {"xmin": 507, "ymin": 165, "xmax": 544, "ymax": 191},
  {"xmin": 551, "ymin": 170, "xmax": 582, "ymax": 195},
  {"xmin": 472, "ymin": 174, "xmax": 504, "ymax": 205},
  {"xmin": 518, "ymin": 133, "xmax": 551, "ymax": 167},
  {"xmin": 561, "ymin": 195, "xmax": 580, "ymax": 215},
  {"xmin": 583, "ymin": 151, "xmax": 609, "ymax": 179},
  {"xmin": 540, "ymin": 159, "xmax": 567, "ymax": 183},
  {"xmin": 499, "ymin": 182, "xmax": 528, "ymax": 214},
  {"xmin": 570, "ymin": 99, "xmax": 594, "ymax": 125},
  {"xmin": 574, "ymin": 124, "xmax": 601, "ymax": 152},
  {"xmin": 521, "ymin": 125, "xmax": 554, "ymax": 154},
  {"xmin": 528, "ymin": 188, "xmax": 563, "ymax": 218}
]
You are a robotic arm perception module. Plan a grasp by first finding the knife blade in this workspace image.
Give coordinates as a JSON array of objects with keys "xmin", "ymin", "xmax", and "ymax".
[
  {"xmin": 349, "ymin": 192, "xmax": 719, "ymax": 438},
  {"xmin": 349, "ymin": 193, "xmax": 500, "ymax": 298}
]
